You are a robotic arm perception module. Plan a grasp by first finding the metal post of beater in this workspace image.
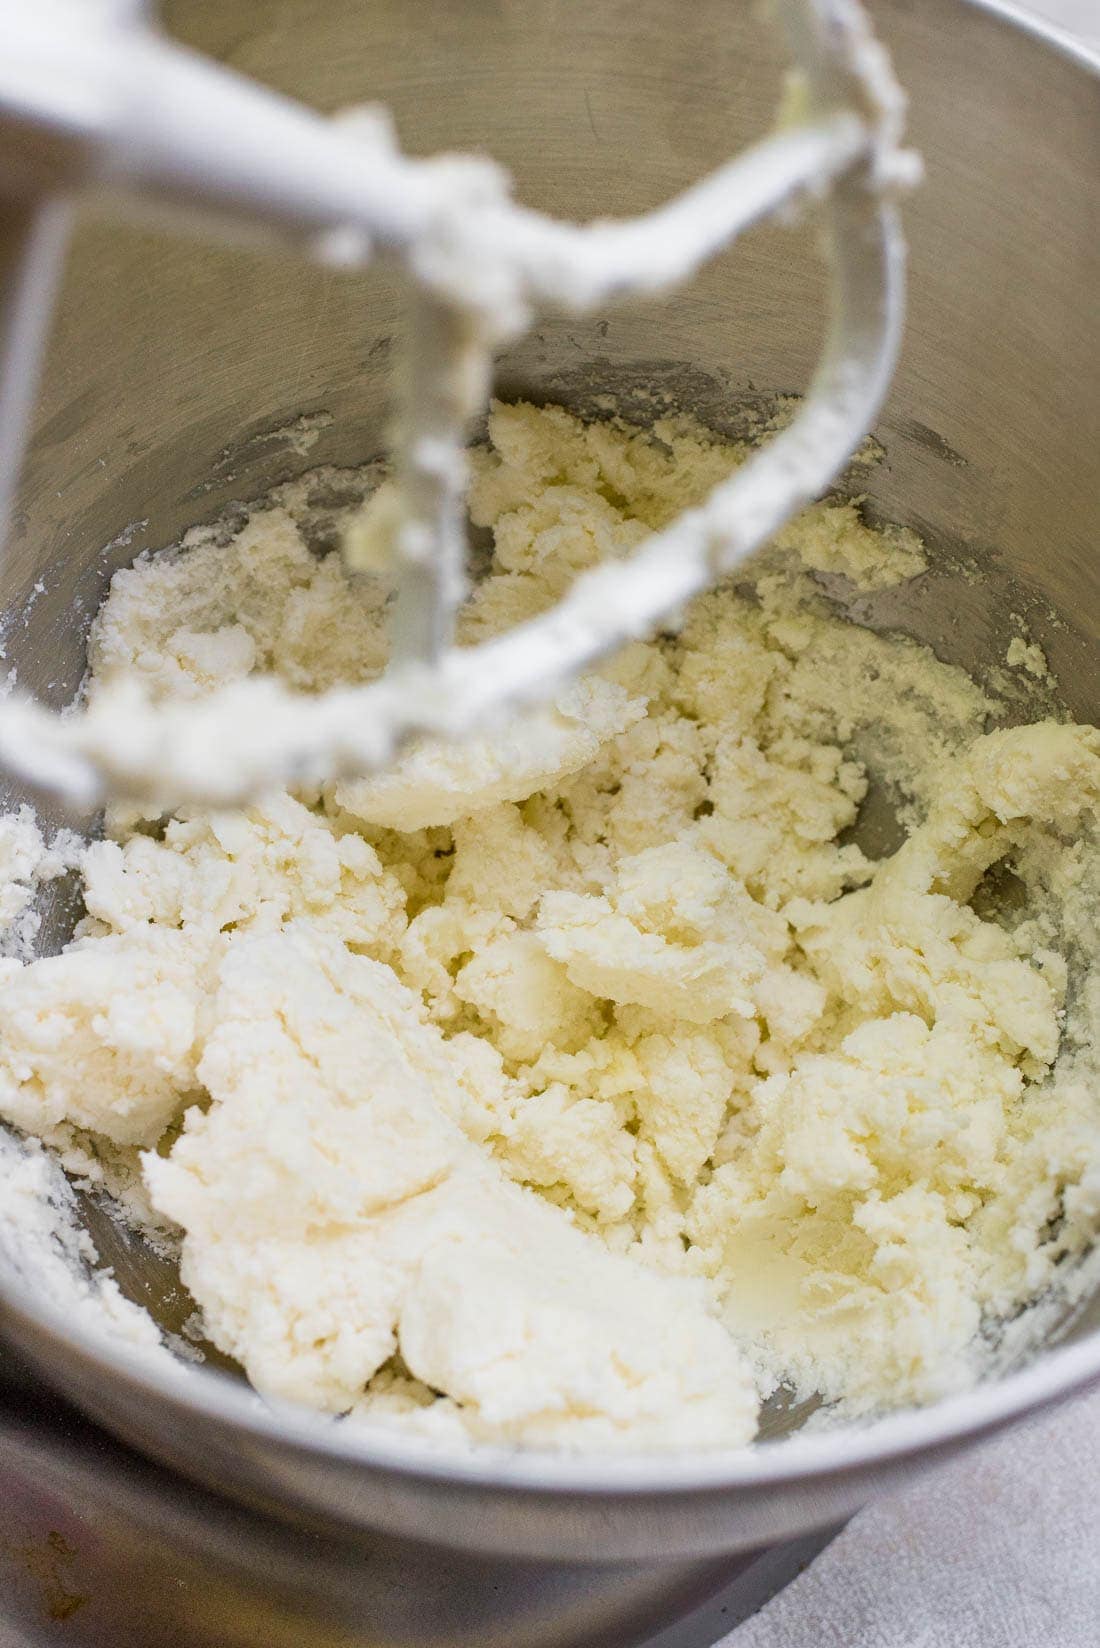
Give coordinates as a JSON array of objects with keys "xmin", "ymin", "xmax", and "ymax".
[{"xmin": 0, "ymin": 0, "xmax": 918, "ymax": 809}]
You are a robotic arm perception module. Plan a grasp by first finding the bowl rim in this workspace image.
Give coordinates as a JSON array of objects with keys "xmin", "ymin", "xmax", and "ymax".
[
  {"xmin": 969, "ymin": 0, "xmax": 1100, "ymax": 74},
  {"xmin": 1, "ymin": 0, "xmax": 1099, "ymax": 1513},
  {"xmin": 4, "ymin": 1264, "xmax": 1100, "ymax": 1499}
]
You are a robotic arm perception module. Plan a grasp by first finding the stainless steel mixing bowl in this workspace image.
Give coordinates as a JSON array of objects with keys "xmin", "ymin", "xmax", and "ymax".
[{"xmin": 0, "ymin": 0, "xmax": 1097, "ymax": 1565}]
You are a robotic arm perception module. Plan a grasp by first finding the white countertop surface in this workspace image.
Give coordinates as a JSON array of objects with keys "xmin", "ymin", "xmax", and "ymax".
[
  {"xmin": 727, "ymin": 1387, "xmax": 1100, "ymax": 1647},
  {"xmin": 728, "ymin": 3, "xmax": 1100, "ymax": 1641}
]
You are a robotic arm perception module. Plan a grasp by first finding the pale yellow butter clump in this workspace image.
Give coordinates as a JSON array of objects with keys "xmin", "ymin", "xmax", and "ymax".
[
  {"xmin": 334, "ymin": 676, "xmax": 645, "ymax": 831},
  {"xmin": 143, "ymin": 923, "xmax": 754, "ymax": 1445},
  {"xmin": 2, "ymin": 401, "xmax": 1099, "ymax": 1446}
]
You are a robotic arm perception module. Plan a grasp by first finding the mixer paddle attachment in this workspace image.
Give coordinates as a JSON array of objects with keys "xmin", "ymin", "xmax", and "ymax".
[{"xmin": 0, "ymin": 0, "xmax": 918, "ymax": 809}]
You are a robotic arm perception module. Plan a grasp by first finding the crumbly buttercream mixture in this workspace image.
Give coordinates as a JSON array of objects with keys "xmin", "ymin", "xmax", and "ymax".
[{"xmin": 2, "ymin": 401, "xmax": 1100, "ymax": 1450}]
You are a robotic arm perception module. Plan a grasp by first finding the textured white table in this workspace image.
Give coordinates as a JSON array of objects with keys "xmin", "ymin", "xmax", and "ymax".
[
  {"xmin": 727, "ymin": 1390, "xmax": 1100, "ymax": 1647},
  {"xmin": 726, "ymin": 3, "xmax": 1100, "ymax": 1643}
]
